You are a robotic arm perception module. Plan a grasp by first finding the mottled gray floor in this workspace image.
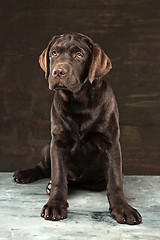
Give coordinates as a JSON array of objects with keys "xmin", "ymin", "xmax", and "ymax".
[{"xmin": 0, "ymin": 173, "xmax": 160, "ymax": 240}]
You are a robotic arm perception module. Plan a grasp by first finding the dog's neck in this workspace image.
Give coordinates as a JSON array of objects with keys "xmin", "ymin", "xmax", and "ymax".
[{"xmin": 57, "ymin": 78, "xmax": 106, "ymax": 105}]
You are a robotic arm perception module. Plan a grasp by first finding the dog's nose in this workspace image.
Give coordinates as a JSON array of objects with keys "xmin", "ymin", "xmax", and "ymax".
[{"xmin": 53, "ymin": 68, "xmax": 67, "ymax": 77}]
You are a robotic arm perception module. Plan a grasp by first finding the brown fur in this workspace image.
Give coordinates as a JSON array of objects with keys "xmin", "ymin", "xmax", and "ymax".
[{"xmin": 13, "ymin": 33, "xmax": 142, "ymax": 225}]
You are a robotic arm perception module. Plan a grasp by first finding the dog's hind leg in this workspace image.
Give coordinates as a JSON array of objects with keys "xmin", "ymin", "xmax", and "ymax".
[{"xmin": 13, "ymin": 144, "xmax": 51, "ymax": 184}]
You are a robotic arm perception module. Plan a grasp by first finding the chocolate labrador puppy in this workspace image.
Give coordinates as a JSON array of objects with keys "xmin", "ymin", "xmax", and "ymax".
[{"xmin": 13, "ymin": 33, "xmax": 142, "ymax": 225}]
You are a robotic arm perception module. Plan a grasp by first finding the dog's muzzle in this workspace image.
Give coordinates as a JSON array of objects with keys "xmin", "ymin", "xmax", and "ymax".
[{"xmin": 54, "ymin": 83, "xmax": 67, "ymax": 90}]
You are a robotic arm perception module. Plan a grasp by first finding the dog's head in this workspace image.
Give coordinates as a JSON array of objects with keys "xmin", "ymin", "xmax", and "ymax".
[{"xmin": 39, "ymin": 33, "xmax": 112, "ymax": 93}]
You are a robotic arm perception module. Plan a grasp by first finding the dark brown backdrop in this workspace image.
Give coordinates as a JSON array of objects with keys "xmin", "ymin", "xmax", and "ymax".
[{"xmin": 0, "ymin": 0, "xmax": 160, "ymax": 174}]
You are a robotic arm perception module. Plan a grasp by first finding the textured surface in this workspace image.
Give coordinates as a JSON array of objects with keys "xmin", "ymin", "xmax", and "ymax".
[
  {"xmin": 0, "ymin": 173, "xmax": 160, "ymax": 239},
  {"xmin": 0, "ymin": 0, "xmax": 160, "ymax": 174}
]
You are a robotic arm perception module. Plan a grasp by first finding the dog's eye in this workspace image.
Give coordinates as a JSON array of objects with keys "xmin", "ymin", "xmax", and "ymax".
[
  {"xmin": 51, "ymin": 50, "xmax": 58, "ymax": 57},
  {"xmin": 76, "ymin": 52, "xmax": 83, "ymax": 58}
]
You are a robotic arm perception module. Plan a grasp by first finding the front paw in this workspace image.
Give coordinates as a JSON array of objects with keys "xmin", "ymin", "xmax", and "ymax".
[
  {"xmin": 41, "ymin": 200, "xmax": 69, "ymax": 221},
  {"xmin": 109, "ymin": 203, "xmax": 142, "ymax": 225}
]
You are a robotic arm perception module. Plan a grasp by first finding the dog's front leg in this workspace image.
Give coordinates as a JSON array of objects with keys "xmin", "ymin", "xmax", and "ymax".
[
  {"xmin": 104, "ymin": 141, "xmax": 142, "ymax": 225},
  {"xmin": 41, "ymin": 137, "xmax": 69, "ymax": 221}
]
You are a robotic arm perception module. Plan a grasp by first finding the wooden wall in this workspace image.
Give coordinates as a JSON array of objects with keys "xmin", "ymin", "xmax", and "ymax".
[{"xmin": 0, "ymin": 0, "xmax": 159, "ymax": 174}]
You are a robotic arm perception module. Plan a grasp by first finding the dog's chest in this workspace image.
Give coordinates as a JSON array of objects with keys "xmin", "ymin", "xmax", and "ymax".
[
  {"xmin": 65, "ymin": 106, "xmax": 92, "ymax": 133},
  {"xmin": 54, "ymin": 91, "xmax": 108, "ymax": 136}
]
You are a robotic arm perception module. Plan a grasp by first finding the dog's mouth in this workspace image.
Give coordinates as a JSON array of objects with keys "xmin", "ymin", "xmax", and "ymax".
[{"xmin": 54, "ymin": 83, "xmax": 68, "ymax": 90}]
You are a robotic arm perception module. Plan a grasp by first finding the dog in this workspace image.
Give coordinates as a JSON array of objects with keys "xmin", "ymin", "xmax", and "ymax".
[{"xmin": 13, "ymin": 33, "xmax": 142, "ymax": 225}]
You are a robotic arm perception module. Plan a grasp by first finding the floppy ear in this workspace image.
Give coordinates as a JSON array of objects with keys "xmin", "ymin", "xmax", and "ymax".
[
  {"xmin": 39, "ymin": 38, "xmax": 55, "ymax": 79},
  {"xmin": 39, "ymin": 48, "xmax": 48, "ymax": 78},
  {"xmin": 88, "ymin": 44, "xmax": 112, "ymax": 83}
]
